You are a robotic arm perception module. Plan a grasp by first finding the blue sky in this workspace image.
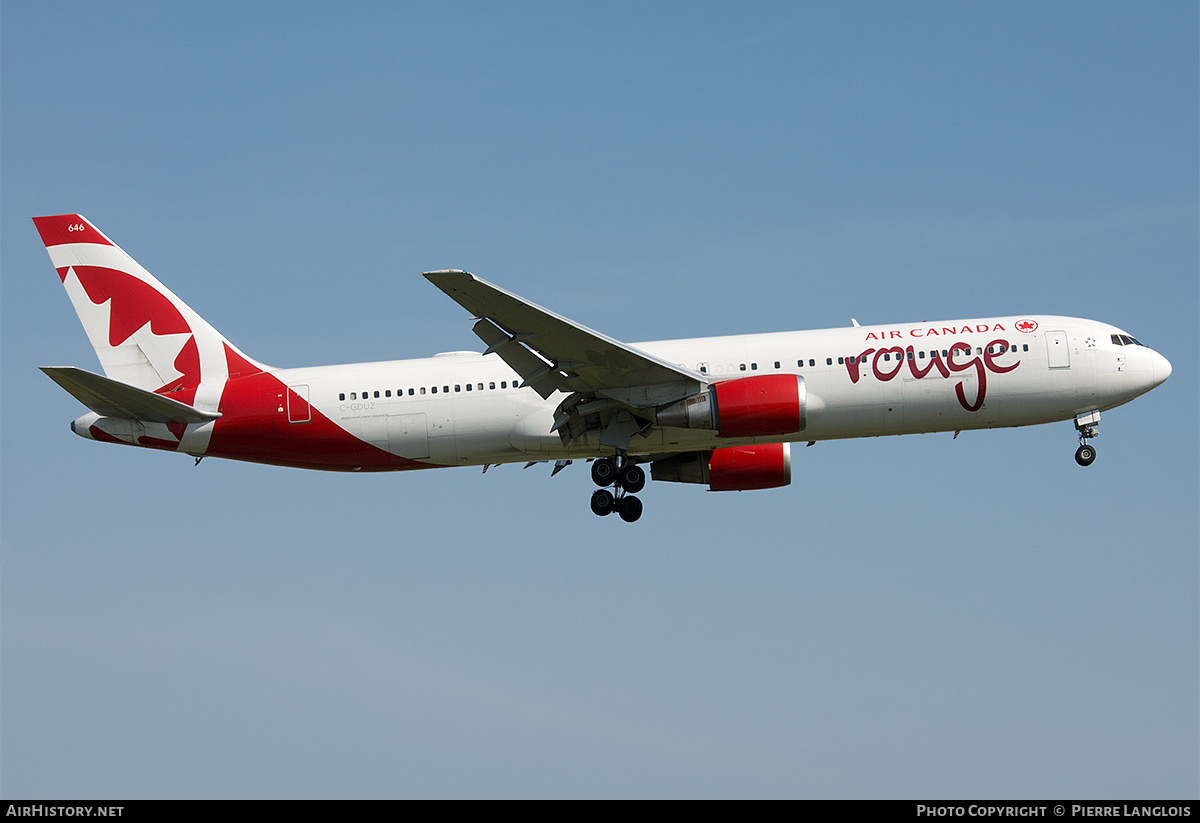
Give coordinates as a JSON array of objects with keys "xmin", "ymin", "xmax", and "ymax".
[{"xmin": 2, "ymin": 1, "xmax": 1196, "ymax": 798}]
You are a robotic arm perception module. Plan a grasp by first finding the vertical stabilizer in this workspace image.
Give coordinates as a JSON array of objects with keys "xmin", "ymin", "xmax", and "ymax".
[{"xmin": 34, "ymin": 214, "xmax": 266, "ymax": 410}]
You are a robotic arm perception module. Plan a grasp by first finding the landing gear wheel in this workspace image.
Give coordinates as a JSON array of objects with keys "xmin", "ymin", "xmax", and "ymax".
[
  {"xmin": 617, "ymin": 495, "xmax": 643, "ymax": 523},
  {"xmin": 590, "ymin": 488, "xmax": 616, "ymax": 516},
  {"xmin": 1075, "ymin": 444, "xmax": 1096, "ymax": 467},
  {"xmin": 618, "ymin": 464, "xmax": 646, "ymax": 494},
  {"xmin": 591, "ymin": 458, "xmax": 617, "ymax": 487}
]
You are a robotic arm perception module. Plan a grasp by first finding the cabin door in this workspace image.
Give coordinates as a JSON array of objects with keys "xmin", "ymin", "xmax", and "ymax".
[
  {"xmin": 286, "ymin": 384, "xmax": 311, "ymax": 423},
  {"xmin": 1046, "ymin": 331, "xmax": 1070, "ymax": 369}
]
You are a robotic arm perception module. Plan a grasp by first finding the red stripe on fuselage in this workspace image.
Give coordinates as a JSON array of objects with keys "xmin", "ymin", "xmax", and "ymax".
[
  {"xmin": 207, "ymin": 369, "xmax": 441, "ymax": 472},
  {"xmin": 138, "ymin": 436, "xmax": 183, "ymax": 451},
  {"xmin": 88, "ymin": 425, "xmax": 124, "ymax": 445}
]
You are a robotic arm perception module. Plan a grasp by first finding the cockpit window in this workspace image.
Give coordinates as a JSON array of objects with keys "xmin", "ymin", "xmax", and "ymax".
[{"xmin": 1111, "ymin": 334, "xmax": 1147, "ymax": 347}]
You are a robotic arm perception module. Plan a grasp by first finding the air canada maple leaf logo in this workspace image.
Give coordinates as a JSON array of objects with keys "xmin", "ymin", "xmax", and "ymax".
[
  {"xmin": 69, "ymin": 264, "xmax": 202, "ymax": 403},
  {"xmin": 1015, "ymin": 319, "xmax": 1039, "ymax": 333}
]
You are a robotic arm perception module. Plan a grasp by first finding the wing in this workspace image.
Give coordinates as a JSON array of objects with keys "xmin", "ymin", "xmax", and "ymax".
[{"xmin": 423, "ymin": 270, "xmax": 705, "ymax": 449}]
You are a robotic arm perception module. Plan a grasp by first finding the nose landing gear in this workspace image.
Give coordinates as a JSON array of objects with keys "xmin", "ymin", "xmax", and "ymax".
[
  {"xmin": 1074, "ymin": 410, "xmax": 1100, "ymax": 467},
  {"xmin": 589, "ymin": 456, "xmax": 644, "ymax": 521},
  {"xmin": 1075, "ymin": 443, "xmax": 1096, "ymax": 466}
]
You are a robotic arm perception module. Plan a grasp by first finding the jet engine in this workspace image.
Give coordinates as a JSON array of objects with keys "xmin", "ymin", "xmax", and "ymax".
[
  {"xmin": 651, "ymin": 443, "xmax": 792, "ymax": 491},
  {"xmin": 657, "ymin": 374, "xmax": 806, "ymax": 437}
]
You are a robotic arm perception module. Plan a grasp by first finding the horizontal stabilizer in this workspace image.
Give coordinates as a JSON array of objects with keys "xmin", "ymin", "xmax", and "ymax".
[{"xmin": 41, "ymin": 367, "xmax": 221, "ymax": 424}]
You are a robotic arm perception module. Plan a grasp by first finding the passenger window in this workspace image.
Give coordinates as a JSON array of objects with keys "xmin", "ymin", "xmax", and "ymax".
[
  {"xmin": 374, "ymin": 391, "xmax": 380, "ymax": 398},
  {"xmin": 431, "ymin": 386, "xmax": 437, "ymax": 393},
  {"xmin": 350, "ymin": 392, "xmax": 357, "ymax": 400},
  {"xmin": 385, "ymin": 390, "xmax": 391, "ymax": 397},
  {"xmin": 826, "ymin": 358, "xmax": 832, "ymax": 365},
  {"xmin": 774, "ymin": 361, "xmax": 780, "ymax": 369},
  {"xmin": 501, "ymin": 381, "xmax": 507, "ymax": 388},
  {"xmin": 444, "ymin": 386, "xmax": 450, "ymax": 393},
  {"xmin": 465, "ymin": 384, "xmax": 472, "ymax": 391},
  {"xmin": 478, "ymin": 383, "xmax": 483, "ymax": 391},
  {"xmin": 751, "ymin": 363, "xmax": 757, "ymax": 371},
  {"xmin": 419, "ymin": 387, "xmax": 425, "ymax": 395},
  {"xmin": 339, "ymin": 393, "xmax": 346, "ymax": 401},
  {"xmin": 740, "ymin": 364, "xmax": 746, "ymax": 371},
  {"xmin": 838, "ymin": 356, "xmax": 845, "ymax": 364}
]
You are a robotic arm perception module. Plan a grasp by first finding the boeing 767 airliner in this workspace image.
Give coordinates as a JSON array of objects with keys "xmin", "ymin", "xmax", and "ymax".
[{"xmin": 35, "ymin": 214, "xmax": 1171, "ymax": 522}]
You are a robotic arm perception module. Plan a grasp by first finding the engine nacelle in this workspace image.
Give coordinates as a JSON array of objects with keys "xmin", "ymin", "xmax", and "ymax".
[
  {"xmin": 657, "ymin": 374, "xmax": 806, "ymax": 437},
  {"xmin": 651, "ymin": 443, "xmax": 792, "ymax": 491}
]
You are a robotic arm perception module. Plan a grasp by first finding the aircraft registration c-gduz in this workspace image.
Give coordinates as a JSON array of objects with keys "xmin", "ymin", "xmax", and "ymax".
[{"xmin": 35, "ymin": 214, "xmax": 1172, "ymax": 523}]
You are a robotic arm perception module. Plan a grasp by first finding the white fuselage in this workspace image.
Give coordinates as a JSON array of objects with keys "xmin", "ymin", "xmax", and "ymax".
[{"xmin": 260, "ymin": 314, "xmax": 1169, "ymax": 468}]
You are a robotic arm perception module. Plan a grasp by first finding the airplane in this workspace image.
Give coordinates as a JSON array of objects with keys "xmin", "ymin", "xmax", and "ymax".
[{"xmin": 34, "ymin": 213, "xmax": 1172, "ymax": 523}]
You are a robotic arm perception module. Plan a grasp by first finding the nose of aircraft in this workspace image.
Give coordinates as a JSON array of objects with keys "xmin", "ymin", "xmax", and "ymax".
[{"xmin": 1151, "ymin": 349, "xmax": 1172, "ymax": 387}]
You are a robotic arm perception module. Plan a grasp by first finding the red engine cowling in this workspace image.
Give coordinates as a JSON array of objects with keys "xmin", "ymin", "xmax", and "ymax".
[
  {"xmin": 708, "ymin": 443, "xmax": 792, "ymax": 490},
  {"xmin": 657, "ymin": 374, "xmax": 806, "ymax": 437},
  {"xmin": 650, "ymin": 443, "xmax": 792, "ymax": 491},
  {"xmin": 712, "ymin": 374, "xmax": 803, "ymax": 437}
]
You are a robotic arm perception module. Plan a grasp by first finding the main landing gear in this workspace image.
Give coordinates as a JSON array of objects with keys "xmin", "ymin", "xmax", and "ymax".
[
  {"xmin": 589, "ymin": 456, "xmax": 645, "ymax": 522},
  {"xmin": 1074, "ymin": 410, "xmax": 1100, "ymax": 467}
]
